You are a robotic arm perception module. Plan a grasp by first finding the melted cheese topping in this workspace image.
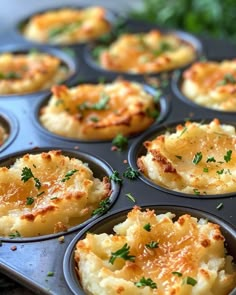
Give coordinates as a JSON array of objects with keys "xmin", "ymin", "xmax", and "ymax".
[
  {"xmin": 0, "ymin": 52, "xmax": 69, "ymax": 95},
  {"xmin": 137, "ymin": 119, "xmax": 236, "ymax": 195},
  {"xmin": 23, "ymin": 6, "xmax": 111, "ymax": 45},
  {"xmin": 97, "ymin": 30, "xmax": 197, "ymax": 74},
  {"xmin": 75, "ymin": 207, "xmax": 236, "ymax": 295},
  {"xmin": 0, "ymin": 150, "xmax": 110, "ymax": 237},
  {"xmin": 40, "ymin": 80, "xmax": 157, "ymax": 140},
  {"xmin": 181, "ymin": 60, "xmax": 236, "ymax": 111},
  {"xmin": 0, "ymin": 124, "xmax": 8, "ymax": 146}
]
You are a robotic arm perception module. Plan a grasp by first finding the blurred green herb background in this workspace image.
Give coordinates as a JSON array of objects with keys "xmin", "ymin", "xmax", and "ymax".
[{"xmin": 130, "ymin": 0, "xmax": 236, "ymax": 42}]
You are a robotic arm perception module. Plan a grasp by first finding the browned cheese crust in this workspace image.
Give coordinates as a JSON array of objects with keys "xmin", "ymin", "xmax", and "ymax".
[{"xmin": 40, "ymin": 80, "xmax": 158, "ymax": 140}]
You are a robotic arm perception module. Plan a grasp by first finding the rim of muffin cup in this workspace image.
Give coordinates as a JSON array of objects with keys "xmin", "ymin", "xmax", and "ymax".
[
  {"xmin": 0, "ymin": 108, "xmax": 18, "ymax": 152},
  {"xmin": 171, "ymin": 57, "xmax": 236, "ymax": 114},
  {"xmin": 15, "ymin": 5, "xmax": 118, "ymax": 47},
  {"xmin": 63, "ymin": 204, "xmax": 236, "ymax": 295},
  {"xmin": 128, "ymin": 118, "xmax": 236, "ymax": 199},
  {"xmin": 83, "ymin": 27, "xmax": 204, "ymax": 78},
  {"xmin": 0, "ymin": 44, "xmax": 79, "ymax": 97},
  {"xmin": 33, "ymin": 77, "xmax": 170, "ymax": 143},
  {"xmin": 0, "ymin": 147, "xmax": 120, "ymax": 243}
]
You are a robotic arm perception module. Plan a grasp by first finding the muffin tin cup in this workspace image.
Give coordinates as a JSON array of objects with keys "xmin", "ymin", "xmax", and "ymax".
[
  {"xmin": 63, "ymin": 205, "xmax": 236, "ymax": 295},
  {"xmin": 83, "ymin": 27, "xmax": 204, "ymax": 79},
  {"xmin": 129, "ymin": 118, "xmax": 236, "ymax": 199},
  {"xmin": 33, "ymin": 77, "xmax": 170, "ymax": 143},
  {"xmin": 0, "ymin": 44, "xmax": 79, "ymax": 98},
  {"xmin": 0, "ymin": 147, "xmax": 120, "ymax": 243}
]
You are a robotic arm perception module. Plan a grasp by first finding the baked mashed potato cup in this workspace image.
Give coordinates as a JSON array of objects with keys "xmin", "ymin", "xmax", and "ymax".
[
  {"xmin": 137, "ymin": 118, "xmax": 236, "ymax": 196},
  {"xmin": 0, "ymin": 124, "xmax": 8, "ymax": 147},
  {"xmin": 0, "ymin": 51, "xmax": 69, "ymax": 95},
  {"xmin": 181, "ymin": 59, "xmax": 236, "ymax": 112},
  {"xmin": 39, "ymin": 80, "xmax": 160, "ymax": 140},
  {"xmin": 92, "ymin": 29, "xmax": 198, "ymax": 74},
  {"xmin": 0, "ymin": 150, "xmax": 111, "ymax": 238},
  {"xmin": 22, "ymin": 6, "xmax": 111, "ymax": 45},
  {"xmin": 74, "ymin": 206, "xmax": 236, "ymax": 295}
]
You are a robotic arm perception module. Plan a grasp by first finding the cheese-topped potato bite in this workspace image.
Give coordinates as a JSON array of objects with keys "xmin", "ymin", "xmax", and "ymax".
[
  {"xmin": 0, "ymin": 124, "xmax": 8, "ymax": 146},
  {"xmin": 95, "ymin": 30, "xmax": 197, "ymax": 74},
  {"xmin": 22, "ymin": 6, "xmax": 111, "ymax": 45},
  {"xmin": 181, "ymin": 60, "xmax": 236, "ymax": 111},
  {"xmin": 75, "ymin": 206, "xmax": 236, "ymax": 295},
  {"xmin": 137, "ymin": 119, "xmax": 236, "ymax": 195},
  {"xmin": 0, "ymin": 51, "xmax": 69, "ymax": 95},
  {"xmin": 39, "ymin": 80, "xmax": 159, "ymax": 140},
  {"xmin": 0, "ymin": 150, "xmax": 110, "ymax": 237}
]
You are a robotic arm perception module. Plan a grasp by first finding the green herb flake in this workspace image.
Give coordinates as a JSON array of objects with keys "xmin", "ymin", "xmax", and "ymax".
[
  {"xmin": 21, "ymin": 167, "xmax": 41, "ymax": 190},
  {"xmin": 143, "ymin": 223, "xmax": 151, "ymax": 232},
  {"xmin": 217, "ymin": 73, "xmax": 236, "ymax": 86},
  {"xmin": 146, "ymin": 108, "xmax": 160, "ymax": 119},
  {"xmin": 135, "ymin": 277, "xmax": 157, "ymax": 289},
  {"xmin": 224, "ymin": 150, "xmax": 232, "ymax": 163},
  {"xmin": 192, "ymin": 152, "xmax": 202, "ymax": 165},
  {"xmin": 146, "ymin": 241, "xmax": 159, "ymax": 249},
  {"xmin": 9, "ymin": 231, "xmax": 21, "ymax": 239},
  {"xmin": 26, "ymin": 197, "xmax": 34, "ymax": 205},
  {"xmin": 112, "ymin": 134, "xmax": 128, "ymax": 151},
  {"xmin": 47, "ymin": 272, "xmax": 54, "ymax": 277},
  {"xmin": 206, "ymin": 156, "xmax": 216, "ymax": 163},
  {"xmin": 78, "ymin": 93, "xmax": 110, "ymax": 111},
  {"xmin": 216, "ymin": 202, "xmax": 223, "ymax": 210},
  {"xmin": 193, "ymin": 188, "xmax": 200, "ymax": 195},
  {"xmin": 61, "ymin": 169, "xmax": 78, "ymax": 182},
  {"xmin": 89, "ymin": 116, "xmax": 99, "ymax": 123},
  {"xmin": 178, "ymin": 126, "xmax": 187, "ymax": 137},
  {"xmin": 182, "ymin": 276, "xmax": 197, "ymax": 286},
  {"xmin": 203, "ymin": 167, "xmax": 208, "ymax": 173},
  {"xmin": 109, "ymin": 170, "xmax": 123, "ymax": 184},
  {"xmin": 109, "ymin": 243, "xmax": 135, "ymax": 264},
  {"xmin": 92, "ymin": 45, "xmax": 107, "ymax": 60},
  {"xmin": 123, "ymin": 167, "xmax": 140, "ymax": 180},
  {"xmin": 126, "ymin": 193, "xmax": 136, "ymax": 203},
  {"xmin": 92, "ymin": 198, "xmax": 110, "ymax": 216},
  {"xmin": 217, "ymin": 169, "xmax": 224, "ymax": 175},
  {"xmin": 37, "ymin": 191, "xmax": 45, "ymax": 197},
  {"xmin": 172, "ymin": 271, "xmax": 183, "ymax": 277}
]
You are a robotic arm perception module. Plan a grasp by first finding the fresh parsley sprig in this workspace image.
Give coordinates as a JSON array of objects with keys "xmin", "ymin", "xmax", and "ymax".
[
  {"xmin": 123, "ymin": 167, "xmax": 140, "ymax": 180},
  {"xmin": 112, "ymin": 134, "xmax": 128, "ymax": 151},
  {"xmin": 109, "ymin": 171, "xmax": 123, "ymax": 184},
  {"xmin": 109, "ymin": 243, "xmax": 135, "ymax": 264},
  {"xmin": 192, "ymin": 152, "xmax": 202, "ymax": 165},
  {"xmin": 92, "ymin": 198, "xmax": 110, "ymax": 216},
  {"xmin": 21, "ymin": 167, "xmax": 41, "ymax": 190}
]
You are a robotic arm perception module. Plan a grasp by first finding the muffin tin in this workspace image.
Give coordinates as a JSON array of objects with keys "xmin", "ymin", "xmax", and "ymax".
[{"xmin": 0, "ymin": 9, "xmax": 235, "ymax": 295}]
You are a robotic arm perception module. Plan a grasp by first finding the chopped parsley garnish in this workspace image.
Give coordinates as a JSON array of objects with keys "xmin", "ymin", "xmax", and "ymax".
[
  {"xmin": 123, "ymin": 167, "xmax": 140, "ymax": 180},
  {"xmin": 0, "ymin": 72, "xmax": 21, "ymax": 79},
  {"xmin": 182, "ymin": 276, "xmax": 197, "ymax": 286},
  {"xmin": 217, "ymin": 73, "xmax": 236, "ymax": 85},
  {"xmin": 193, "ymin": 188, "xmax": 200, "ymax": 195},
  {"xmin": 153, "ymin": 41, "xmax": 172, "ymax": 56},
  {"xmin": 9, "ymin": 231, "xmax": 21, "ymax": 239},
  {"xmin": 192, "ymin": 152, "xmax": 202, "ymax": 165},
  {"xmin": 92, "ymin": 45, "xmax": 107, "ymax": 60},
  {"xmin": 224, "ymin": 150, "xmax": 232, "ymax": 163},
  {"xmin": 203, "ymin": 167, "xmax": 208, "ymax": 173},
  {"xmin": 48, "ymin": 21, "xmax": 82, "ymax": 39},
  {"xmin": 47, "ymin": 272, "xmax": 54, "ymax": 277},
  {"xmin": 217, "ymin": 169, "xmax": 224, "ymax": 175},
  {"xmin": 26, "ymin": 197, "xmax": 34, "ymax": 205},
  {"xmin": 78, "ymin": 93, "xmax": 110, "ymax": 111},
  {"xmin": 89, "ymin": 116, "xmax": 99, "ymax": 123},
  {"xmin": 206, "ymin": 156, "xmax": 216, "ymax": 163},
  {"xmin": 146, "ymin": 241, "xmax": 159, "ymax": 249},
  {"xmin": 112, "ymin": 134, "xmax": 128, "ymax": 151},
  {"xmin": 109, "ymin": 170, "xmax": 123, "ymax": 184},
  {"xmin": 21, "ymin": 167, "xmax": 41, "ymax": 189},
  {"xmin": 135, "ymin": 277, "xmax": 157, "ymax": 289},
  {"xmin": 125, "ymin": 193, "xmax": 136, "ymax": 203},
  {"xmin": 172, "ymin": 271, "xmax": 183, "ymax": 277},
  {"xmin": 61, "ymin": 169, "xmax": 78, "ymax": 182},
  {"xmin": 37, "ymin": 191, "xmax": 45, "ymax": 197},
  {"xmin": 175, "ymin": 155, "xmax": 182, "ymax": 159},
  {"xmin": 92, "ymin": 198, "xmax": 110, "ymax": 216},
  {"xmin": 109, "ymin": 243, "xmax": 135, "ymax": 264},
  {"xmin": 143, "ymin": 223, "xmax": 151, "ymax": 232},
  {"xmin": 178, "ymin": 126, "xmax": 187, "ymax": 137},
  {"xmin": 216, "ymin": 202, "xmax": 223, "ymax": 210}
]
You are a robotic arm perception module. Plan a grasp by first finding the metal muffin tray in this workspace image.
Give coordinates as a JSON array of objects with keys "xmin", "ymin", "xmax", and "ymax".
[{"xmin": 0, "ymin": 12, "xmax": 235, "ymax": 295}]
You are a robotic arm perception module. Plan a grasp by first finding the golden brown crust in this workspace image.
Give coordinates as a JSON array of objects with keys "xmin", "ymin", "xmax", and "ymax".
[
  {"xmin": 75, "ymin": 207, "xmax": 236, "ymax": 295},
  {"xmin": 39, "ymin": 80, "xmax": 158, "ymax": 140},
  {"xmin": 97, "ymin": 30, "xmax": 197, "ymax": 74},
  {"xmin": 0, "ymin": 150, "xmax": 110, "ymax": 237},
  {"xmin": 137, "ymin": 119, "xmax": 236, "ymax": 195},
  {"xmin": 0, "ymin": 52, "xmax": 69, "ymax": 95},
  {"xmin": 181, "ymin": 60, "xmax": 236, "ymax": 111},
  {"xmin": 23, "ymin": 7, "xmax": 111, "ymax": 45}
]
